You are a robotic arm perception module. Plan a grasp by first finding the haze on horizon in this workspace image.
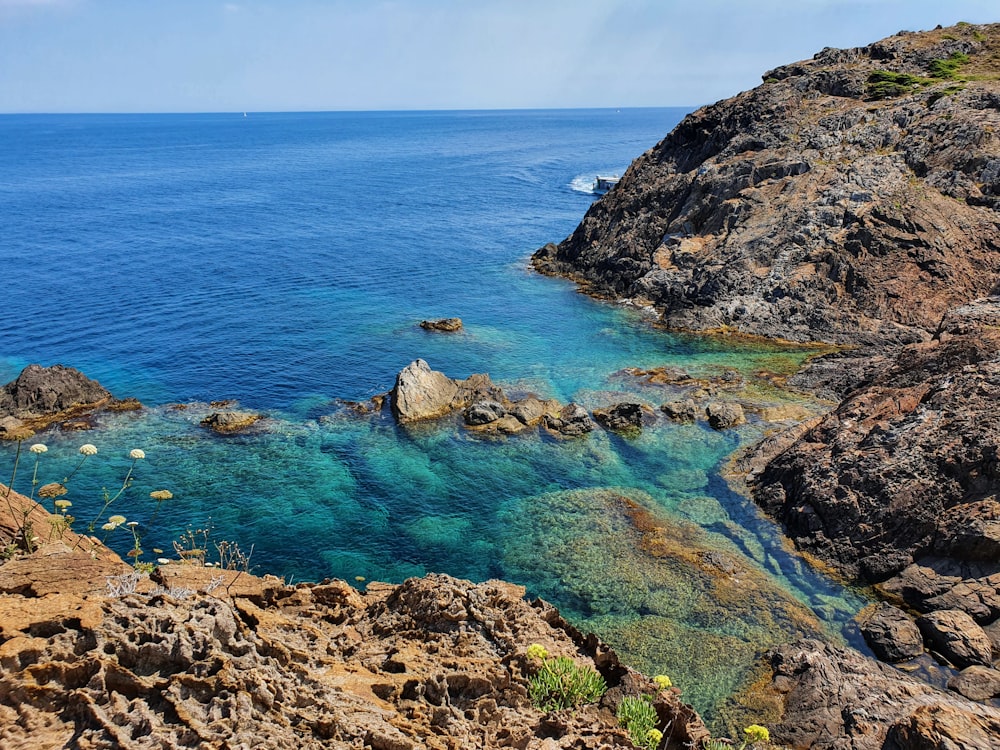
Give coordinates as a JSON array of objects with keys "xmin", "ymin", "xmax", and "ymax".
[{"xmin": 0, "ymin": 0, "xmax": 996, "ymax": 114}]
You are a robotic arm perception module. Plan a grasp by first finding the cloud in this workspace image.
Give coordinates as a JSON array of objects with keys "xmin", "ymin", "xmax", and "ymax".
[{"xmin": 223, "ymin": 3, "xmax": 240, "ymax": 12}]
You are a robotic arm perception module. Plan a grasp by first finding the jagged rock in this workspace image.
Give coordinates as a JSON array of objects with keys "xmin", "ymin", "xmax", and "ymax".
[
  {"xmin": 753, "ymin": 311, "xmax": 1000, "ymax": 593},
  {"xmin": 0, "ymin": 364, "xmax": 112, "ymax": 429},
  {"xmin": 419, "ymin": 317, "xmax": 463, "ymax": 332},
  {"xmin": 948, "ymin": 666, "xmax": 1000, "ymax": 702},
  {"xmin": 592, "ymin": 402, "xmax": 650, "ymax": 433},
  {"xmin": 856, "ymin": 602, "xmax": 924, "ymax": 663},
  {"xmin": 761, "ymin": 639, "xmax": 1000, "ymax": 750},
  {"xmin": 916, "ymin": 609, "xmax": 994, "ymax": 669},
  {"xmin": 543, "ymin": 403, "xmax": 596, "ymax": 437},
  {"xmin": 0, "ymin": 503, "xmax": 710, "ymax": 750},
  {"xmin": 508, "ymin": 396, "xmax": 562, "ymax": 426},
  {"xmin": 705, "ymin": 402, "xmax": 745, "ymax": 430},
  {"xmin": 533, "ymin": 23, "xmax": 1000, "ymax": 347},
  {"xmin": 465, "ymin": 400, "xmax": 508, "ymax": 426},
  {"xmin": 200, "ymin": 410, "xmax": 264, "ymax": 434},
  {"xmin": 661, "ymin": 399, "xmax": 700, "ymax": 422},
  {"xmin": 390, "ymin": 359, "xmax": 462, "ymax": 422}
]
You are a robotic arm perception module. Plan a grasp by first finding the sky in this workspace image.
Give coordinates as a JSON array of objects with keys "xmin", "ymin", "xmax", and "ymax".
[{"xmin": 0, "ymin": 0, "xmax": 996, "ymax": 113}]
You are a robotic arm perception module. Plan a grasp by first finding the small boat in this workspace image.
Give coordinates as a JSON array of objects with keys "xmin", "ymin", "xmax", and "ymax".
[{"xmin": 593, "ymin": 175, "xmax": 620, "ymax": 194}]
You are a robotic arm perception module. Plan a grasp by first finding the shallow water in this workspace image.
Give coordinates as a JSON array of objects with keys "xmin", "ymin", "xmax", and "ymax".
[{"xmin": 0, "ymin": 109, "xmax": 869, "ymax": 720}]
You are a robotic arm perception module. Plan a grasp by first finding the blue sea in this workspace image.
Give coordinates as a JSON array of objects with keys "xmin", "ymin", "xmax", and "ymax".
[{"xmin": 0, "ymin": 110, "xmax": 868, "ymax": 720}]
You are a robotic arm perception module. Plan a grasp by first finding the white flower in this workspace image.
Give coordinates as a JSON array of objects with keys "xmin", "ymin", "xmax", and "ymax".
[
  {"xmin": 126, "ymin": 521, "xmax": 139, "ymax": 527},
  {"xmin": 157, "ymin": 558, "xmax": 171, "ymax": 565},
  {"xmin": 79, "ymin": 444, "xmax": 98, "ymax": 456},
  {"xmin": 101, "ymin": 522, "xmax": 117, "ymax": 531},
  {"xmin": 29, "ymin": 443, "xmax": 48, "ymax": 454},
  {"xmin": 129, "ymin": 448, "xmax": 145, "ymax": 460}
]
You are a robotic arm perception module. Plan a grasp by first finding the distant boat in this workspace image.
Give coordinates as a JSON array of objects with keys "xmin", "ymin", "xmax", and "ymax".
[
  {"xmin": 243, "ymin": 112, "xmax": 247, "ymax": 118},
  {"xmin": 593, "ymin": 175, "xmax": 620, "ymax": 194}
]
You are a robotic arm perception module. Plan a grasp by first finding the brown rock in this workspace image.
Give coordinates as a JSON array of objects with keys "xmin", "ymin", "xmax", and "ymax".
[
  {"xmin": 543, "ymin": 403, "xmax": 597, "ymax": 437},
  {"xmin": 948, "ymin": 665, "xmax": 1000, "ymax": 702},
  {"xmin": 419, "ymin": 317, "xmax": 463, "ymax": 332},
  {"xmin": 200, "ymin": 410, "xmax": 264, "ymax": 434},
  {"xmin": 885, "ymin": 704, "xmax": 1000, "ymax": 750},
  {"xmin": 857, "ymin": 602, "xmax": 924, "ymax": 663},
  {"xmin": 592, "ymin": 402, "xmax": 651, "ymax": 433},
  {"xmin": 917, "ymin": 609, "xmax": 994, "ymax": 669},
  {"xmin": 705, "ymin": 402, "xmax": 745, "ymax": 430}
]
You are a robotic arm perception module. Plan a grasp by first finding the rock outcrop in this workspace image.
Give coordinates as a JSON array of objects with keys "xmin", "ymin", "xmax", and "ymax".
[
  {"xmin": 752, "ymin": 639, "xmax": 1000, "ymax": 750},
  {"xmin": 533, "ymin": 23, "xmax": 1000, "ymax": 346},
  {"xmin": 200, "ymin": 409, "xmax": 265, "ymax": 434},
  {"xmin": 0, "ymin": 364, "xmax": 123, "ymax": 432},
  {"xmin": 0, "ymin": 489, "xmax": 709, "ymax": 750},
  {"xmin": 419, "ymin": 317, "xmax": 463, "ymax": 332}
]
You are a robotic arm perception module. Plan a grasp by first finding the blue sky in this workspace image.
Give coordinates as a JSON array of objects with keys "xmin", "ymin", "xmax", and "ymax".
[{"xmin": 0, "ymin": 0, "xmax": 996, "ymax": 113}]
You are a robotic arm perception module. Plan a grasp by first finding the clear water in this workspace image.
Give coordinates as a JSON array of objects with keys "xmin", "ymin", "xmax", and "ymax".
[{"xmin": 0, "ymin": 110, "xmax": 868, "ymax": 720}]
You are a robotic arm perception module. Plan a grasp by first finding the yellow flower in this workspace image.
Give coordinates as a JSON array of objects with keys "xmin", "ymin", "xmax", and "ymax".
[
  {"xmin": 129, "ymin": 448, "xmax": 145, "ymax": 460},
  {"xmin": 646, "ymin": 728, "xmax": 662, "ymax": 746},
  {"xmin": 744, "ymin": 724, "xmax": 770, "ymax": 744},
  {"xmin": 149, "ymin": 489, "xmax": 173, "ymax": 501},
  {"xmin": 101, "ymin": 522, "xmax": 117, "ymax": 531},
  {"xmin": 107, "ymin": 515, "xmax": 127, "ymax": 527},
  {"xmin": 54, "ymin": 499, "xmax": 72, "ymax": 511},
  {"xmin": 653, "ymin": 674, "xmax": 672, "ymax": 690},
  {"xmin": 526, "ymin": 643, "xmax": 549, "ymax": 661},
  {"xmin": 29, "ymin": 443, "xmax": 48, "ymax": 454},
  {"xmin": 79, "ymin": 444, "xmax": 98, "ymax": 456}
]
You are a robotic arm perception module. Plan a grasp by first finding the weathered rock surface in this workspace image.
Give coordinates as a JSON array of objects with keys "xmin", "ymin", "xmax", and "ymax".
[
  {"xmin": 419, "ymin": 317, "xmax": 463, "ymax": 332},
  {"xmin": 917, "ymin": 609, "xmax": 994, "ymax": 670},
  {"xmin": 533, "ymin": 23, "xmax": 1000, "ymax": 346},
  {"xmin": 200, "ymin": 409, "xmax": 265, "ymax": 434},
  {"xmin": 0, "ymin": 504, "xmax": 709, "ymax": 750},
  {"xmin": 856, "ymin": 602, "xmax": 924, "ymax": 663},
  {"xmin": 0, "ymin": 364, "xmax": 123, "ymax": 432},
  {"xmin": 756, "ymin": 639, "xmax": 1000, "ymax": 750},
  {"xmin": 949, "ymin": 665, "xmax": 1000, "ymax": 702},
  {"xmin": 705, "ymin": 401, "xmax": 745, "ymax": 430},
  {"xmin": 592, "ymin": 402, "xmax": 652, "ymax": 433},
  {"xmin": 661, "ymin": 399, "xmax": 700, "ymax": 422},
  {"xmin": 542, "ymin": 403, "xmax": 597, "ymax": 437},
  {"xmin": 753, "ymin": 302, "xmax": 1000, "ymax": 585}
]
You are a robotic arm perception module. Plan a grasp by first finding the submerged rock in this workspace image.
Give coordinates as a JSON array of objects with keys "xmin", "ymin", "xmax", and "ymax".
[
  {"xmin": 543, "ymin": 403, "xmax": 597, "ymax": 437},
  {"xmin": 200, "ymin": 410, "xmax": 264, "ymax": 434},
  {"xmin": 592, "ymin": 402, "xmax": 651, "ymax": 433},
  {"xmin": 705, "ymin": 402, "xmax": 745, "ymax": 430}
]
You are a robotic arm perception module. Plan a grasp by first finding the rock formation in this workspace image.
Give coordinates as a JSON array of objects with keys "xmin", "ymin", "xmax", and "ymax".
[
  {"xmin": 419, "ymin": 317, "xmax": 463, "ymax": 332},
  {"xmin": 748, "ymin": 639, "xmax": 1000, "ymax": 750},
  {"xmin": 0, "ymin": 364, "xmax": 126, "ymax": 432},
  {"xmin": 0, "ymin": 489, "xmax": 708, "ymax": 750},
  {"xmin": 533, "ymin": 23, "xmax": 1000, "ymax": 346},
  {"xmin": 200, "ymin": 409, "xmax": 265, "ymax": 434}
]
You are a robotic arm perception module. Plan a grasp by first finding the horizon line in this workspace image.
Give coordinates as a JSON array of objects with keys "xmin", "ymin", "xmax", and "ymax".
[{"xmin": 0, "ymin": 104, "xmax": 700, "ymax": 117}]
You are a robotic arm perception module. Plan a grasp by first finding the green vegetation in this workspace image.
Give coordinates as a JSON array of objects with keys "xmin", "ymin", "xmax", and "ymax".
[
  {"xmin": 527, "ymin": 656, "xmax": 607, "ymax": 712},
  {"xmin": 866, "ymin": 70, "xmax": 934, "ymax": 100},
  {"xmin": 617, "ymin": 695, "xmax": 661, "ymax": 750},
  {"xmin": 928, "ymin": 51, "xmax": 970, "ymax": 79},
  {"xmin": 927, "ymin": 84, "xmax": 966, "ymax": 107}
]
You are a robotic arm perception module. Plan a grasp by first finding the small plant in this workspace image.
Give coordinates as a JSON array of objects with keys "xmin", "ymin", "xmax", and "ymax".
[
  {"xmin": 617, "ymin": 695, "xmax": 660, "ymax": 749},
  {"xmin": 526, "ymin": 643, "xmax": 549, "ymax": 661},
  {"xmin": 528, "ymin": 656, "xmax": 607, "ymax": 712},
  {"xmin": 653, "ymin": 674, "xmax": 672, "ymax": 690},
  {"xmin": 928, "ymin": 51, "xmax": 969, "ymax": 79},
  {"xmin": 866, "ymin": 70, "xmax": 933, "ymax": 100},
  {"xmin": 743, "ymin": 724, "xmax": 770, "ymax": 746}
]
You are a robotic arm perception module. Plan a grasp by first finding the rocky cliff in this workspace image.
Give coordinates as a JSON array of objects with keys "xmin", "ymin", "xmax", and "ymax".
[{"xmin": 533, "ymin": 23, "xmax": 1000, "ymax": 346}]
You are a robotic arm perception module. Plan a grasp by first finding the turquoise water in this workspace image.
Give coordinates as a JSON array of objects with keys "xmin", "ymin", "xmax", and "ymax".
[{"xmin": 0, "ymin": 110, "xmax": 868, "ymax": 719}]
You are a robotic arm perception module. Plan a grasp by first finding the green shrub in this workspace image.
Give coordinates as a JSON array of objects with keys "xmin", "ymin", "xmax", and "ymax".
[
  {"xmin": 528, "ymin": 656, "xmax": 607, "ymax": 712},
  {"xmin": 866, "ymin": 70, "xmax": 933, "ymax": 99},
  {"xmin": 928, "ymin": 52, "xmax": 969, "ymax": 79},
  {"xmin": 617, "ymin": 695, "xmax": 660, "ymax": 749}
]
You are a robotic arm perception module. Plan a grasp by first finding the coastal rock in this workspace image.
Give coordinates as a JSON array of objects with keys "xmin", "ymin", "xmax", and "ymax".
[
  {"xmin": 705, "ymin": 402, "xmax": 745, "ymax": 430},
  {"xmin": 752, "ymin": 313, "xmax": 1000, "ymax": 587},
  {"xmin": 948, "ymin": 666, "xmax": 1000, "ymax": 702},
  {"xmin": 390, "ymin": 359, "xmax": 462, "ymax": 422},
  {"xmin": 856, "ymin": 602, "xmax": 924, "ymax": 663},
  {"xmin": 533, "ymin": 24, "xmax": 1000, "ymax": 346},
  {"xmin": 465, "ymin": 399, "xmax": 509, "ymax": 426},
  {"xmin": 0, "ymin": 364, "xmax": 112, "ymax": 429},
  {"xmin": 758, "ymin": 639, "xmax": 1000, "ymax": 750},
  {"xmin": 200, "ymin": 410, "xmax": 264, "ymax": 434},
  {"xmin": 508, "ymin": 395, "xmax": 562, "ymax": 426},
  {"xmin": 592, "ymin": 402, "xmax": 651, "ymax": 433},
  {"xmin": 661, "ymin": 399, "xmax": 700, "ymax": 422},
  {"xmin": 543, "ymin": 403, "xmax": 597, "ymax": 437},
  {"xmin": 419, "ymin": 317, "xmax": 463, "ymax": 332},
  {"xmin": 0, "ymin": 500, "xmax": 710, "ymax": 750},
  {"xmin": 916, "ymin": 609, "xmax": 994, "ymax": 669}
]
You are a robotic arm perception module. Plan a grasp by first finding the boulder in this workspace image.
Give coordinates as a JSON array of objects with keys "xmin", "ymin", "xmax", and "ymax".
[
  {"xmin": 857, "ymin": 602, "xmax": 924, "ymax": 663},
  {"xmin": 200, "ymin": 410, "xmax": 264, "ymax": 434},
  {"xmin": 948, "ymin": 666, "xmax": 1000, "ymax": 702},
  {"xmin": 419, "ymin": 317, "xmax": 463, "ymax": 332},
  {"xmin": 507, "ymin": 395, "xmax": 561, "ymax": 426},
  {"xmin": 390, "ymin": 359, "xmax": 462, "ymax": 423},
  {"xmin": 592, "ymin": 402, "xmax": 649, "ymax": 433},
  {"xmin": 464, "ymin": 400, "xmax": 508, "ymax": 426},
  {"xmin": 661, "ymin": 399, "xmax": 700, "ymax": 422},
  {"xmin": 916, "ymin": 609, "xmax": 994, "ymax": 669},
  {"xmin": 543, "ymin": 403, "xmax": 596, "ymax": 437},
  {"xmin": 705, "ymin": 402, "xmax": 745, "ymax": 430},
  {"xmin": 0, "ymin": 364, "xmax": 112, "ymax": 427}
]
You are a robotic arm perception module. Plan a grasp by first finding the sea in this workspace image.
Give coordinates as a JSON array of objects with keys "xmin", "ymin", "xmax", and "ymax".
[{"xmin": 0, "ymin": 109, "xmax": 869, "ymax": 721}]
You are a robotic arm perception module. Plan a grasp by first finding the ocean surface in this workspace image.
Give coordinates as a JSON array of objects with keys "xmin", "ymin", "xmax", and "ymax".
[{"xmin": 0, "ymin": 110, "xmax": 868, "ymax": 721}]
